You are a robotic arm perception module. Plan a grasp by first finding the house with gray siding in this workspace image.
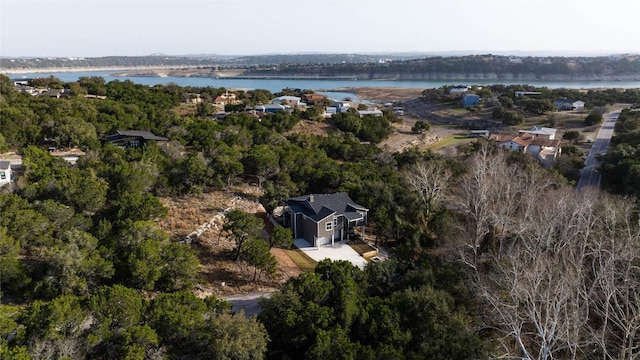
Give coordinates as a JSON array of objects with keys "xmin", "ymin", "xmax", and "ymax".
[
  {"xmin": 0, "ymin": 161, "xmax": 12, "ymax": 187},
  {"xmin": 282, "ymin": 193, "xmax": 368, "ymax": 247}
]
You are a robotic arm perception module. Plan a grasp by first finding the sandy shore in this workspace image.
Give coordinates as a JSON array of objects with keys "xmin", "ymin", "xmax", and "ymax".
[{"xmin": 328, "ymin": 87, "xmax": 426, "ymax": 102}]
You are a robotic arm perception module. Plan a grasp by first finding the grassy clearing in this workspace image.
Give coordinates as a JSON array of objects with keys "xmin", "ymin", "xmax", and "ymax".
[
  {"xmin": 284, "ymin": 249, "xmax": 317, "ymax": 272},
  {"xmin": 427, "ymin": 133, "xmax": 475, "ymax": 151}
]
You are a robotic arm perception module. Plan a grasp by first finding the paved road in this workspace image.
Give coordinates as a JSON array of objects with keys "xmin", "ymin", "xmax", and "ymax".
[{"xmin": 576, "ymin": 110, "xmax": 621, "ymax": 190}]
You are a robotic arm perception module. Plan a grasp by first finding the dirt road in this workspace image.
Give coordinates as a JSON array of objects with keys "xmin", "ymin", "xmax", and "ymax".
[{"xmin": 223, "ymin": 291, "xmax": 274, "ymax": 317}]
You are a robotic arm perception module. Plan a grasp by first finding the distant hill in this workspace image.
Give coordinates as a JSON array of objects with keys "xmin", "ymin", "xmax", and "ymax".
[
  {"xmin": 0, "ymin": 53, "xmax": 424, "ymax": 71},
  {"xmin": 236, "ymin": 54, "xmax": 640, "ymax": 81},
  {"xmin": 2, "ymin": 54, "xmax": 639, "ymax": 81}
]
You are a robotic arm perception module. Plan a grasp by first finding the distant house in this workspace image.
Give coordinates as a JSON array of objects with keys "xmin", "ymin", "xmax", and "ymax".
[
  {"xmin": 104, "ymin": 130, "xmax": 169, "ymax": 148},
  {"xmin": 0, "ymin": 161, "xmax": 12, "ymax": 186},
  {"xmin": 183, "ymin": 93, "xmax": 202, "ymax": 104},
  {"xmin": 448, "ymin": 85, "xmax": 470, "ymax": 95},
  {"xmin": 356, "ymin": 109, "xmax": 383, "ymax": 117},
  {"xmin": 461, "ymin": 93, "xmax": 480, "ymax": 107},
  {"xmin": 332, "ymin": 101, "xmax": 351, "ymax": 113},
  {"xmin": 302, "ymin": 93, "xmax": 327, "ymax": 104},
  {"xmin": 489, "ymin": 127, "xmax": 562, "ymax": 162},
  {"xmin": 515, "ymin": 91, "xmax": 542, "ymax": 97},
  {"xmin": 41, "ymin": 89, "xmax": 69, "ymax": 99},
  {"xmin": 272, "ymin": 96, "xmax": 302, "ymax": 107},
  {"xmin": 253, "ymin": 104, "xmax": 290, "ymax": 113},
  {"xmin": 324, "ymin": 107, "xmax": 337, "ymax": 116},
  {"xmin": 554, "ymin": 98, "xmax": 585, "ymax": 111},
  {"xmin": 470, "ymin": 130, "xmax": 490, "ymax": 138},
  {"xmin": 214, "ymin": 92, "xmax": 239, "ymax": 106},
  {"xmin": 282, "ymin": 193, "xmax": 368, "ymax": 247},
  {"xmin": 490, "ymin": 134, "xmax": 529, "ymax": 152},
  {"xmin": 518, "ymin": 126, "xmax": 557, "ymax": 140}
]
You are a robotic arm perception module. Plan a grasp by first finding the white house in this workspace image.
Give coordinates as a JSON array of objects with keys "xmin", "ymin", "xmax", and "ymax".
[
  {"xmin": 448, "ymin": 85, "xmax": 470, "ymax": 95},
  {"xmin": 272, "ymin": 96, "xmax": 302, "ymax": 107},
  {"xmin": 0, "ymin": 161, "xmax": 12, "ymax": 186},
  {"xmin": 356, "ymin": 109, "xmax": 383, "ymax": 117},
  {"xmin": 518, "ymin": 126, "xmax": 557, "ymax": 140},
  {"xmin": 253, "ymin": 104, "xmax": 290, "ymax": 113},
  {"xmin": 554, "ymin": 98, "xmax": 585, "ymax": 111},
  {"xmin": 489, "ymin": 132, "xmax": 562, "ymax": 163}
]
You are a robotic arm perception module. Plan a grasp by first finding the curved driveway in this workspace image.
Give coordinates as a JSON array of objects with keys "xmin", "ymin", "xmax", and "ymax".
[{"xmin": 576, "ymin": 110, "xmax": 621, "ymax": 190}]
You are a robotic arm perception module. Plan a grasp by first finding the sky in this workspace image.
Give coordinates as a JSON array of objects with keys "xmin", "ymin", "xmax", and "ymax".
[{"xmin": 1, "ymin": 0, "xmax": 639, "ymax": 57}]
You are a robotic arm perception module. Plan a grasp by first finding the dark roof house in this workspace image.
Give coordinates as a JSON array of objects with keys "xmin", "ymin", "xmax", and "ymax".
[
  {"xmin": 282, "ymin": 193, "xmax": 368, "ymax": 247},
  {"xmin": 104, "ymin": 130, "xmax": 169, "ymax": 148}
]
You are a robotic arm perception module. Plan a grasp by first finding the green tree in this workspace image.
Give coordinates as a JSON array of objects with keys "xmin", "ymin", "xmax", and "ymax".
[
  {"xmin": 242, "ymin": 145, "xmax": 280, "ymax": 188},
  {"xmin": 0, "ymin": 227, "xmax": 31, "ymax": 299},
  {"xmin": 146, "ymin": 291, "xmax": 212, "ymax": 354},
  {"xmin": 115, "ymin": 221, "xmax": 169, "ymax": 290},
  {"xmin": 205, "ymin": 312, "xmax": 268, "ymax": 360},
  {"xmin": 245, "ymin": 239, "xmax": 277, "ymax": 281},
  {"xmin": 562, "ymin": 130, "xmax": 580, "ymax": 143},
  {"xmin": 20, "ymin": 295, "xmax": 88, "ymax": 342},
  {"xmin": 51, "ymin": 116, "xmax": 98, "ymax": 149},
  {"xmin": 269, "ymin": 226, "xmax": 293, "ymax": 249},
  {"xmin": 393, "ymin": 287, "xmax": 485, "ymax": 359},
  {"xmin": 157, "ymin": 242, "xmax": 199, "ymax": 291},
  {"xmin": 37, "ymin": 229, "xmax": 113, "ymax": 298},
  {"xmin": 0, "ymin": 133, "xmax": 8, "ymax": 152},
  {"xmin": 519, "ymin": 98, "xmax": 555, "ymax": 114},
  {"xmin": 86, "ymin": 285, "xmax": 156, "ymax": 358},
  {"xmin": 585, "ymin": 112, "xmax": 603, "ymax": 125},
  {"xmin": 411, "ymin": 120, "xmax": 430, "ymax": 134},
  {"xmin": 222, "ymin": 210, "xmax": 263, "ymax": 261},
  {"xmin": 196, "ymin": 101, "xmax": 213, "ymax": 117}
]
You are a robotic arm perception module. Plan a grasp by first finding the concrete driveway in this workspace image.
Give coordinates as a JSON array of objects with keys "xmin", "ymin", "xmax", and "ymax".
[{"xmin": 294, "ymin": 239, "xmax": 368, "ymax": 269}]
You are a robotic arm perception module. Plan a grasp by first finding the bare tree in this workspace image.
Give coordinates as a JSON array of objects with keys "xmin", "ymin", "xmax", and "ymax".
[
  {"xmin": 451, "ymin": 151, "xmax": 640, "ymax": 359},
  {"xmin": 587, "ymin": 196, "xmax": 640, "ymax": 360},
  {"xmin": 405, "ymin": 159, "xmax": 451, "ymax": 215}
]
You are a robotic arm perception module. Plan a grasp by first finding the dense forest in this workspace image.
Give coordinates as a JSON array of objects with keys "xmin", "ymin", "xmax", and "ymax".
[{"xmin": 1, "ymin": 74, "xmax": 639, "ymax": 359}]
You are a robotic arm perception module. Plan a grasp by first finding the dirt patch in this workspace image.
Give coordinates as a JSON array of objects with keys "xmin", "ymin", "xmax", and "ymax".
[
  {"xmin": 157, "ymin": 185, "xmax": 299, "ymax": 298},
  {"xmin": 379, "ymin": 120, "xmax": 463, "ymax": 154},
  {"xmin": 287, "ymin": 119, "xmax": 335, "ymax": 137},
  {"xmin": 270, "ymin": 247, "xmax": 303, "ymax": 278},
  {"xmin": 338, "ymin": 87, "xmax": 425, "ymax": 103}
]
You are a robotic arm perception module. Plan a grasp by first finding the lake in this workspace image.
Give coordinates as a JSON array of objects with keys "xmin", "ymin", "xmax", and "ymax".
[{"xmin": 5, "ymin": 70, "xmax": 640, "ymax": 98}]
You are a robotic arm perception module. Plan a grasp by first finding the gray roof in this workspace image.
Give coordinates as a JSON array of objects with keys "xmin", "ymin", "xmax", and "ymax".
[
  {"xmin": 285, "ymin": 192, "xmax": 368, "ymax": 223},
  {"xmin": 104, "ymin": 130, "xmax": 169, "ymax": 142},
  {"xmin": 115, "ymin": 130, "xmax": 169, "ymax": 141},
  {"xmin": 0, "ymin": 161, "xmax": 11, "ymax": 170},
  {"xmin": 554, "ymin": 98, "xmax": 582, "ymax": 104}
]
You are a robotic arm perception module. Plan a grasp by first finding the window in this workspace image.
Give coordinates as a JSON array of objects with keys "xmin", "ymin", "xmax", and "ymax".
[
  {"xmin": 0, "ymin": 171, "xmax": 5, "ymax": 180},
  {"xmin": 129, "ymin": 140, "xmax": 140, "ymax": 148},
  {"xmin": 325, "ymin": 221, "xmax": 333, "ymax": 231}
]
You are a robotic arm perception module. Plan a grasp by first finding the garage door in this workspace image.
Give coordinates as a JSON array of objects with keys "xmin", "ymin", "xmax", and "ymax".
[{"xmin": 317, "ymin": 236, "xmax": 331, "ymax": 246}]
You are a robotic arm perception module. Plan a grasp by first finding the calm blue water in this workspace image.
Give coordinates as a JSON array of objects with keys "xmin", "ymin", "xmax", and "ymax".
[{"xmin": 5, "ymin": 70, "xmax": 640, "ymax": 96}]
